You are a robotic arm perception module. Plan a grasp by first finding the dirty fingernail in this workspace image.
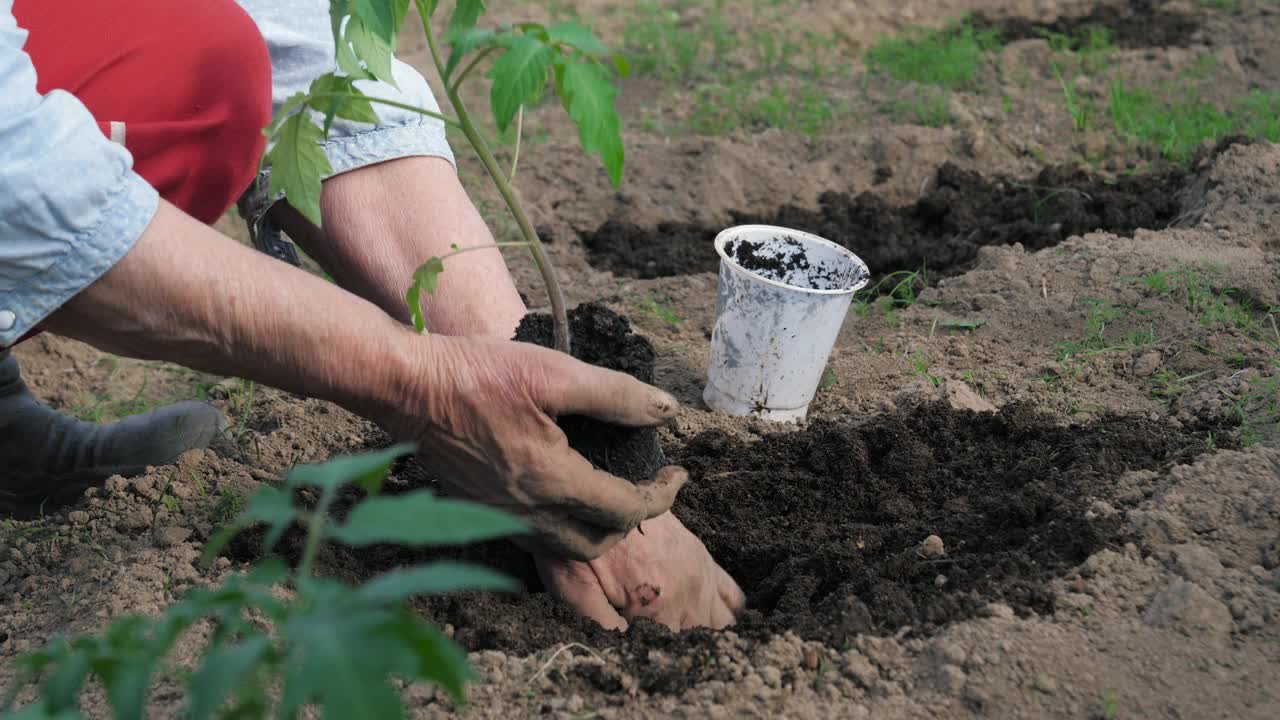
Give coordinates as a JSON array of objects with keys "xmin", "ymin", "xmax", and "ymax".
[{"xmin": 651, "ymin": 390, "xmax": 680, "ymax": 420}]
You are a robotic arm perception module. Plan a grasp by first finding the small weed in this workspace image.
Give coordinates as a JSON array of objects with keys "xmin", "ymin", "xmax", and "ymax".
[
  {"xmin": 636, "ymin": 293, "xmax": 683, "ymax": 327},
  {"xmin": 866, "ymin": 20, "xmax": 1001, "ymax": 90},
  {"xmin": 908, "ymin": 349, "xmax": 941, "ymax": 387},
  {"xmin": 229, "ymin": 379, "xmax": 257, "ymax": 435},
  {"xmin": 1100, "ymin": 690, "xmax": 1121, "ymax": 719},
  {"xmin": 881, "ymin": 88, "xmax": 952, "ymax": 127},
  {"xmin": 1201, "ymin": 0, "xmax": 1243, "ymax": 14},
  {"xmin": 818, "ymin": 368, "xmax": 838, "ymax": 391},
  {"xmin": 209, "ymin": 487, "xmax": 246, "ymax": 526},
  {"xmin": 1109, "ymin": 82, "xmax": 1233, "ymax": 164},
  {"xmin": 1052, "ymin": 62, "xmax": 1090, "ymax": 132}
]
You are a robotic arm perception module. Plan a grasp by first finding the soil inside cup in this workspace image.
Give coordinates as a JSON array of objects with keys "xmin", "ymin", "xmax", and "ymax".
[
  {"xmin": 512, "ymin": 302, "xmax": 666, "ymax": 482},
  {"xmin": 722, "ymin": 234, "xmax": 869, "ymax": 292}
]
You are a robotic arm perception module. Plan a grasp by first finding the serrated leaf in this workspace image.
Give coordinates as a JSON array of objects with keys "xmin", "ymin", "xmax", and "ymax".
[
  {"xmin": 356, "ymin": 562, "xmax": 518, "ymax": 606},
  {"xmin": 547, "ymin": 22, "xmax": 608, "ymax": 54},
  {"xmin": 185, "ymin": 636, "xmax": 272, "ymax": 720},
  {"xmin": 309, "ymin": 74, "xmax": 380, "ymax": 125},
  {"xmin": 285, "ymin": 444, "xmax": 415, "ymax": 494},
  {"xmin": 353, "ymin": 0, "xmax": 397, "ymax": 42},
  {"xmin": 557, "ymin": 59, "xmax": 625, "ymax": 187},
  {"xmin": 447, "ymin": 0, "xmax": 486, "ymax": 37},
  {"xmin": 267, "ymin": 112, "xmax": 332, "ymax": 227},
  {"xmin": 488, "ymin": 35, "xmax": 555, "ymax": 131},
  {"xmin": 343, "ymin": 14, "xmax": 397, "ymax": 86},
  {"xmin": 330, "ymin": 491, "xmax": 527, "ymax": 547},
  {"xmin": 443, "ymin": 26, "xmax": 496, "ymax": 82}
]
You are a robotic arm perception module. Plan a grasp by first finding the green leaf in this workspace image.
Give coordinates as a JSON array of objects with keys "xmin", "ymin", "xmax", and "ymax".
[
  {"xmin": 353, "ymin": 0, "xmax": 397, "ymax": 42},
  {"xmin": 397, "ymin": 619, "xmax": 472, "ymax": 703},
  {"xmin": 547, "ymin": 22, "xmax": 608, "ymax": 54},
  {"xmin": 414, "ymin": 0, "xmax": 438, "ymax": 21},
  {"xmin": 39, "ymin": 645, "xmax": 89, "ymax": 711},
  {"xmin": 2, "ymin": 700, "xmax": 80, "ymax": 720},
  {"xmin": 443, "ymin": 26, "xmax": 496, "ymax": 82},
  {"xmin": 488, "ymin": 35, "xmax": 555, "ymax": 131},
  {"xmin": 309, "ymin": 74, "xmax": 380, "ymax": 125},
  {"xmin": 937, "ymin": 318, "xmax": 988, "ymax": 331},
  {"xmin": 279, "ymin": 602, "xmax": 407, "ymax": 720},
  {"xmin": 285, "ymin": 444, "xmax": 415, "ymax": 494},
  {"xmin": 446, "ymin": 0, "xmax": 487, "ymax": 37},
  {"xmin": 239, "ymin": 485, "xmax": 299, "ymax": 554},
  {"xmin": 356, "ymin": 562, "xmax": 518, "ymax": 605},
  {"xmin": 330, "ymin": 491, "xmax": 527, "ymax": 547},
  {"xmin": 185, "ymin": 636, "xmax": 272, "ymax": 720},
  {"xmin": 406, "ymin": 256, "xmax": 445, "ymax": 334},
  {"xmin": 612, "ymin": 53, "xmax": 630, "ymax": 78},
  {"xmin": 343, "ymin": 14, "xmax": 397, "ymax": 86},
  {"xmin": 267, "ymin": 112, "xmax": 333, "ymax": 227},
  {"xmin": 556, "ymin": 58, "xmax": 625, "ymax": 187}
]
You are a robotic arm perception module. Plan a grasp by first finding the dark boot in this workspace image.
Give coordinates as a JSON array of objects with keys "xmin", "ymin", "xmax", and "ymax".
[{"xmin": 0, "ymin": 349, "xmax": 227, "ymax": 518}]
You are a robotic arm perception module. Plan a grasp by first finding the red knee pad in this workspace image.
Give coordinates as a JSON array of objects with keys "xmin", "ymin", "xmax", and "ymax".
[{"xmin": 15, "ymin": 0, "xmax": 274, "ymax": 224}]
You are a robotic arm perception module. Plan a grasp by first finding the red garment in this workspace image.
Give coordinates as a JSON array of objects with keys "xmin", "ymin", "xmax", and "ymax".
[{"xmin": 14, "ymin": 0, "xmax": 274, "ymax": 224}]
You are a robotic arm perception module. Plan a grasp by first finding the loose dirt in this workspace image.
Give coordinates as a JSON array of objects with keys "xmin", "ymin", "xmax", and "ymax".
[
  {"xmin": 973, "ymin": 0, "xmax": 1200, "ymax": 49},
  {"xmin": 582, "ymin": 158, "xmax": 1195, "ymax": 281},
  {"xmin": 3, "ymin": 1, "xmax": 1279, "ymax": 719}
]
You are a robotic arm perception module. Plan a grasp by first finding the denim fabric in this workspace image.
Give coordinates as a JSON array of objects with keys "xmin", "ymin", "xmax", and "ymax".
[{"xmin": 0, "ymin": 0, "xmax": 454, "ymax": 346}]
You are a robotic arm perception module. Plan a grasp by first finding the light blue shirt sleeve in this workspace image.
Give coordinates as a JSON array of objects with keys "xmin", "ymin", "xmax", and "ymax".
[
  {"xmin": 0, "ymin": 1, "xmax": 160, "ymax": 347},
  {"xmin": 236, "ymin": 0, "xmax": 456, "ymax": 229},
  {"xmin": 0, "ymin": 0, "xmax": 453, "ymax": 347}
]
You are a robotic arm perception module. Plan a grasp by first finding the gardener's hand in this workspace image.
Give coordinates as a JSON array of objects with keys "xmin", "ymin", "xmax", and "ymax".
[
  {"xmin": 389, "ymin": 335, "xmax": 688, "ymax": 561},
  {"xmin": 536, "ymin": 511, "xmax": 745, "ymax": 631}
]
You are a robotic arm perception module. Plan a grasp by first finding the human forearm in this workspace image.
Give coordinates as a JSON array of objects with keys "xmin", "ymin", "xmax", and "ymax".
[
  {"xmin": 274, "ymin": 156, "xmax": 527, "ymax": 339},
  {"xmin": 44, "ymin": 200, "xmax": 421, "ymax": 423}
]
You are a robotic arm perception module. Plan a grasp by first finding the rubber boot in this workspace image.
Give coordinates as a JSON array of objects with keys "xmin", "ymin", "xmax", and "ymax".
[{"xmin": 0, "ymin": 349, "xmax": 227, "ymax": 518}]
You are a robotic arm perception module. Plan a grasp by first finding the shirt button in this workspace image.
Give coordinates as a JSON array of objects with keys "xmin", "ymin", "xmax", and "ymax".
[{"xmin": 0, "ymin": 310, "xmax": 15, "ymax": 332}]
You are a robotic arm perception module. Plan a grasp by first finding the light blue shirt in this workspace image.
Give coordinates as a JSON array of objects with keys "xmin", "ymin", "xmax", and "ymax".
[{"xmin": 0, "ymin": 0, "xmax": 454, "ymax": 347}]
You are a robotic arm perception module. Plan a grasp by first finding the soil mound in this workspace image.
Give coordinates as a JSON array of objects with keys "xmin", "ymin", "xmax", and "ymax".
[
  {"xmin": 973, "ymin": 1, "xmax": 1200, "ymax": 50},
  {"xmin": 582, "ymin": 162, "xmax": 1189, "ymax": 281}
]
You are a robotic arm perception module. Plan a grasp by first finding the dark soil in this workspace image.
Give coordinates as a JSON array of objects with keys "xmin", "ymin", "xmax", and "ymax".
[
  {"xmin": 302, "ymin": 402, "xmax": 1231, "ymax": 694},
  {"xmin": 582, "ymin": 162, "xmax": 1190, "ymax": 281},
  {"xmin": 513, "ymin": 302, "xmax": 666, "ymax": 482},
  {"xmin": 972, "ymin": 0, "xmax": 1199, "ymax": 49}
]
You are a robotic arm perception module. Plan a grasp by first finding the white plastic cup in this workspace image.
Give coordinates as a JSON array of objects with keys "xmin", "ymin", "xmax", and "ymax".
[{"xmin": 703, "ymin": 225, "xmax": 870, "ymax": 422}]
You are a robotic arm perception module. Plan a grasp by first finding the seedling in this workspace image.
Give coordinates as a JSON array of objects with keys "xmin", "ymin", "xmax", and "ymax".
[
  {"xmin": 1051, "ymin": 62, "xmax": 1089, "ymax": 132},
  {"xmin": 3, "ymin": 446, "xmax": 527, "ymax": 716},
  {"xmin": 265, "ymin": 1, "xmax": 631, "ymax": 353}
]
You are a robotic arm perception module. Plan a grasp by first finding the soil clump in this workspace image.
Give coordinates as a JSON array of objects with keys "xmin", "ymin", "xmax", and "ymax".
[{"xmin": 582, "ymin": 162, "xmax": 1190, "ymax": 282}]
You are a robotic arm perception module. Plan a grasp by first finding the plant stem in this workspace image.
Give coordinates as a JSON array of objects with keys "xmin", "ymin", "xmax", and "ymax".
[
  {"xmin": 449, "ymin": 47, "xmax": 498, "ymax": 96},
  {"xmin": 510, "ymin": 105, "xmax": 524, "ymax": 183},
  {"xmin": 442, "ymin": 241, "xmax": 530, "ymax": 261},
  {"xmin": 421, "ymin": 14, "xmax": 572, "ymax": 353},
  {"xmin": 297, "ymin": 486, "xmax": 336, "ymax": 579},
  {"xmin": 306, "ymin": 92, "xmax": 462, "ymax": 128}
]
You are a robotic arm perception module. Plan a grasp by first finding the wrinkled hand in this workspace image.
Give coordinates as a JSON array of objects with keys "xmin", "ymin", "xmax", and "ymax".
[
  {"xmin": 536, "ymin": 511, "xmax": 745, "ymax": 631},
  {"xmin": 389, "ymin": 335, "xmax": 687, "ymax": 560}
]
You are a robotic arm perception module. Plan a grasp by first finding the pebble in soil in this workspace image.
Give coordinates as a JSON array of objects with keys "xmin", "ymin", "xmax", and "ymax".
[
  {"xmin": 297, "ymin": 402, "xmax": 1231, "ymax": 694},
  {"xmin": 581, "ymin": 161, "xmax": 1190, "ymax": 281}
]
